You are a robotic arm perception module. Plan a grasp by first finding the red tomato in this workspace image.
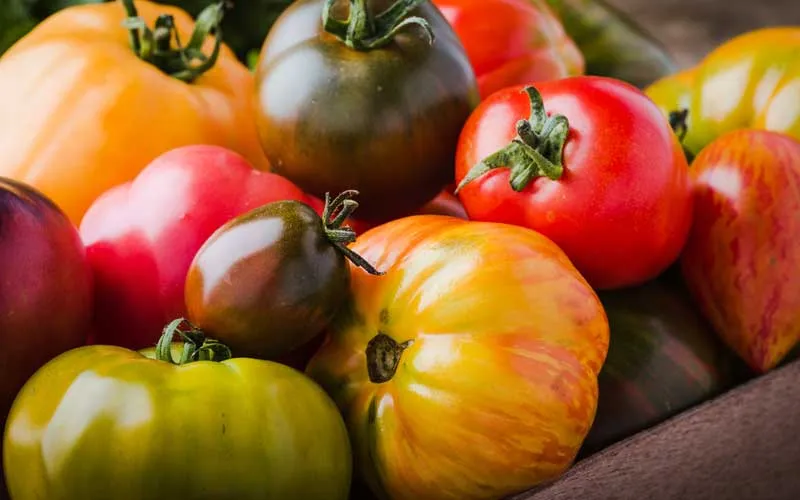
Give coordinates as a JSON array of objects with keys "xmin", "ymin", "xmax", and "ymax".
[
  {"xmin": 455, "ymin": 76, "xmax": 693, "ymax": 290},
  {"xmin": 681, "ymin": 130, "xmax": 800, "ymax": 373},
  {"xmin": 434, "ymin": 0, "xmax": 584, "ymax": 100},
  {"xmin": 80, "ymin": 145, "xmax": 315, "ymax": 351}
]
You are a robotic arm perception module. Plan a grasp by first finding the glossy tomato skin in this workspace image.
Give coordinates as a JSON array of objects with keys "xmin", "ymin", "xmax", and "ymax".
[
  {"xmin": 0, "ymin": 178, "xmax": 93, "ymax": 497},
  {"xmin": 680, "ymin": 130, "xmax": 800, "ymax": 374},
  {"xmin": 455, "ymin": 76, "xmax": 693, "ymax": 290},
  {"xmin": 306, "ymin": 215, "xmax": 610, "ymax": 500},
  {"xmin": 3, "ymin": 345, "xmax": 352, "ymax": 500},
  {"xmin": 80, "ymin": 145, "xmax": 309, "ymax": 351},
  {"xmin": 185, "ymin": 200, "xmax": 350, "ymax": 360},
  {"xmin": 434, "ymin": 0, "xmax": 584, "ymax": 100},
  {"xmin": 645, "ymin": 27, "xmax": 800, "ymax": 157},
  {"xmin": 254, "ymin": 0, "xmax": 479, "ymax": 222},
  {"xmin": 0, "ymin": 1, "xmax": 269, "ymax": 225}
]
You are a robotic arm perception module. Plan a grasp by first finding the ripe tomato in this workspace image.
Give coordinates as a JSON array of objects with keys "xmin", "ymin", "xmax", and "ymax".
[
  {"xmin": 0, "ymin": 177, "xmax": 93, "ymax": 497},
  {"xmin": 0, "ymin": 1, "xmax": 269, "ymax": 225},
  {"xmin": 455, "ymin": 76, "xmax": 693, "ymax": 290},
  {"xmin": 306, "ymin": 215, "xmax": 610, "ymax": 500},
  {"xmin": 80, "ymin": 145, "xmax": 310, "ymax": 351},
  {"xmin": 680, "ymin": 130, "xmax": 800, "ymax": 373},
  {"xmin": 434, "ymin": 0, "xmax": 584, "ymax": 100}
]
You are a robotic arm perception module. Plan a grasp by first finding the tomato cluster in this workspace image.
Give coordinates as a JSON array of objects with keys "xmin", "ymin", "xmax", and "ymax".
[{"xmin": 0, "ymin": 1, "xmax": 798, "ymax": 500}]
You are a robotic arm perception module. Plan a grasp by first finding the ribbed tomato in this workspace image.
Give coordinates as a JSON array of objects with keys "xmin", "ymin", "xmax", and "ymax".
[{"xmin": 306, "ymin": 215, "xmax": 609, "ymax": 500}]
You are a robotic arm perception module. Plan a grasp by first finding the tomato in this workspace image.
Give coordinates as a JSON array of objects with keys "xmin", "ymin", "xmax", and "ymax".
[
  {"xmin": 433, "ymin": 0, "xmax": 584, "ymax": 100},
  {"xmin": 185, "ymin": 191, "xmax": 382, "ymax": 360},
  {"xmin": 454, "ymin": 77, "xmax": 694, "ymax": 290},
  {"xmin": 544, "ymin": 0, "xmax": 677, "ymax": 88},
  {"xmin": 79, "ymin": 145, "xmax": 310, "ymax": 352},
  {"xmin": 645, "ymin": 27, "xmax": 800, "ymax": 157},
  {"xmin": 253, "ymin": 0, "xmax": 479, "ymax": 222},
  {"xmin": 0, "ymin": 0, "xmax": 269, "ymax": 225},
  {"xmin": 680, "ymin": 130, "xmax": 800, "ymax": 374},
  {"xmin": 306, "ymin": 215, "xmax": 609, "ymax": 500},
  {"xmin": 3, "ymin": 321, "xmax": 352, "ymax": 500},
  {"xmin": 416, "ymin": 190, "xmax": 469, "ymax": 219},
  {"xmin": 0, "ymin": 177, "xmax": 93, "ymax": 497}
]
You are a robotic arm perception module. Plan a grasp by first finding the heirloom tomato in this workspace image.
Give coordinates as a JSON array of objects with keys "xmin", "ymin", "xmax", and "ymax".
[
  {"xmin": 254, "ymin": 0, "xmax": 479, "ymax": 222},
  {"xmin": 454, "ymin": 77, "xmax": 693, "ymax": 290},
  {"xmin": 0, "ymin": 0, "xmax": 268, "ymax": 225},
  {"xmin": 646, "ymin": 27, "xmax": 800, "ymax": 157},
  {"xmin": 433, "ymin": 0, "xmax": 584, "ymax": 100},
  {"xmin": 0, "ymin": 178, "xmax": 93, "ymax": 498},
  {"xmin": 306, "ymin": 215, "xmax": 610, "ymax": 500},
  {"xmin": 80, "ymin": 145, "xmax": 311, "ymax": 352},
  {"xmin": 3, "ymin": 321, "xmax": 352, "ymax": 500},
  {"xmin": 680, "ymin": 130, "xmax": 800, "ymax": 374},
  {"xmin": 545, "ymin": 0, "xmax": 677, "ymax": 88},
  {"xmin": 185, "ymin": 190, "xmax": 382, "ymax": 360}
]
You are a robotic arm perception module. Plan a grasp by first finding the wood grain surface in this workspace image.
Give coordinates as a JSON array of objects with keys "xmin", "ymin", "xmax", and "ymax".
[{"xmin": 605, "ymin": 0, "xmax": 800, "ymax": 68}]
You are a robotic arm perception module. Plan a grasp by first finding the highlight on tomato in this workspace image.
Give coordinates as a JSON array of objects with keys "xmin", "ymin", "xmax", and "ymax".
[
  {"xmin": 3, "ymin": 320, "xmax": 353, "ymax": 500},
  {"xmin": 434, "ymin": 0, "xmax": 584, "ymax": 100},
  {"xmin": 253, "ymin": 0, "xmax": 480, "ymax": 222},
  {"xmin": 0, "ymin": 0, "xmax": 269, "ymax": 225},
  {"xmin": 454, "ymin": 76, "xmax": 694, "ymax": 290},
  {"xmin": 306, "ymin": 215, "xmax": 610, "ymax": 500}
]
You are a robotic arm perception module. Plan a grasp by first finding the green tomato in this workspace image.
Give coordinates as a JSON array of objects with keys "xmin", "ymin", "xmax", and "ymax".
[{"xmin": 2, "ymin": 321, "xmax": 353, "ymax": 500}]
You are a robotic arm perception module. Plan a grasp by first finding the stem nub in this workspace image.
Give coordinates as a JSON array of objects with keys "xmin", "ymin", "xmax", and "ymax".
[
  {"xmin": 121, "ymin": 0, "xmax": 228, "ymax": 83},
  {"xmin": 365, "ymin": 333, "xmax": 413, "ymax": 383},
  {"xmin": 155, "ymin": 318, "xmax": 233, "ymax": 364},
  {"xmin": 322, "ymin": 190, "xmax": 384, "ymax": 276},
  {"xmin": 668, "ymin": 108, "xmax": 695, "ymax": 163},
  {"xmin": 455, "ymin": 86, "xmax": 569, "ymax": 194},
  {"xmin": 322, "ymin": 0, "xmax": 434, "ymax": 51}
]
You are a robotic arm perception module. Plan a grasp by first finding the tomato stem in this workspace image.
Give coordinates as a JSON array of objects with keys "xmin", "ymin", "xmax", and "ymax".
[
  {"xmin": 155, "ymin": 318, "xmax": 233, "ymax": 364},
  {"xmin": 120, "ymin": 0, "xmax": 228, "ymax": 83},
  {"xmin": 322, "ymin": 190, "xmax": 384, "ymax": 276},
  {"xmin": 455, "ymin": 86, "xmax": 569, "ymax": 194},
  {"xmin": 668, "ymin": 108, "xmax": 695, "ymax": 163},
  {"xmin": 322, "ymin": 0, "xmax": 434, "ymax": 50},
  {"xmin": 365, "ymin": 333, "xmax": 413, "ymax": 383}
]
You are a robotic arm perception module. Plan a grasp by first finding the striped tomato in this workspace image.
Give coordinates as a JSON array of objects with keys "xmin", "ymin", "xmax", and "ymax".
[
  {"xmin": 305, "ymin": 215, "xmax": 610, "ymax": 500},
  {"xmin": 680, "ymin": 129, "xmax": 800, "ymax": 373}
]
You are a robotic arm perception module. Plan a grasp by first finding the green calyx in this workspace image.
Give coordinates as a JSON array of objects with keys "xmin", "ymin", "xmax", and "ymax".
[
  {"xmin": 322, "ymin": 0, "xmax": 434, "ymax": 51},
  {"xmin": 322, "ymin": 190, "xmax": 384, "ymax": 276},
  {"xmin": 121, "ymin": 0, "xmax": 227, "ymax": 83},
  {"xmin": 668, "ymin": 108, "xmax": 695, "ymax": 164},
  {"xmin": 155, "ymin": 318, "xmax": 233, "ymax": 364},
  {"xmin": 365, "ymin": 333, "xmax": 413, "ymax": 383},
  {"xmin": 455, "ymin": 86, "xmax": 570, "ymax": 194}
]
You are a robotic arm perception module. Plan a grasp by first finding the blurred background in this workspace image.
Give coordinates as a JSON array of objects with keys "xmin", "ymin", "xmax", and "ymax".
[{"xmin": 609, "ymin": 0, "xmax": 800, "ymax": 67}]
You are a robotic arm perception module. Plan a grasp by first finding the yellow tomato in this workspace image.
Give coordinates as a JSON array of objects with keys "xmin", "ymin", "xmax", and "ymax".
[
  {"xmin": 306, "ymin": 215, "xmax": 610, "ymax": 500},
  {"xmin": 0, "ymin": 0, "xmax": 269, "ymax": 225}
]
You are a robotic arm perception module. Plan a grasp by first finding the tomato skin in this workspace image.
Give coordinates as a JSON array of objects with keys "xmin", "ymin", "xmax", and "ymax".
[
  {"xmin": 79, "ymin": 145, "xmax": 309, "ymax": 351},
  {"xmin": 0, "ymin": 1, "xmax": 269, "ymax": 225},
  {"xmin": 306, "ymin": 215, "xmax": 609, "ymax": 500},
  {"xmin": 680, "ymin": 130, "xmax": 800, "ymax": 374},
  {"xmin": 433, "ymin": 0, "xmax": 584, "ymax": 100},
  {"xmin": 3, "ymin": 344, "xmax": 352, "ymax": 500},
  {"xmin": 455, "ymin": 76, "xmax": 693, "ymax": 290},
  {"xmin": 254, "ymin": 0, "xmax": 479, "ymax": 222},
  {"xmin": 645, "ymin": 27, "xmax": 800, "ymax": 157},
  {"xmin": 0, "ymin": 177, "xmax": 93, "ymax": 497}
]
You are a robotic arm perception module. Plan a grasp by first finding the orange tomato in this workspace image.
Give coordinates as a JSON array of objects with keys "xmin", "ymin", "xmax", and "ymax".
[
  {"xmin": 680, "ymin": 130, "xmax": 800, "ymax": 373},
  {"xmin": 0, "ymin": 0, "xmax": 269, "ymax": 225},
  {"xmin": 306, "ymin": 215, "xmax": 610, "ymax": 500}
]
